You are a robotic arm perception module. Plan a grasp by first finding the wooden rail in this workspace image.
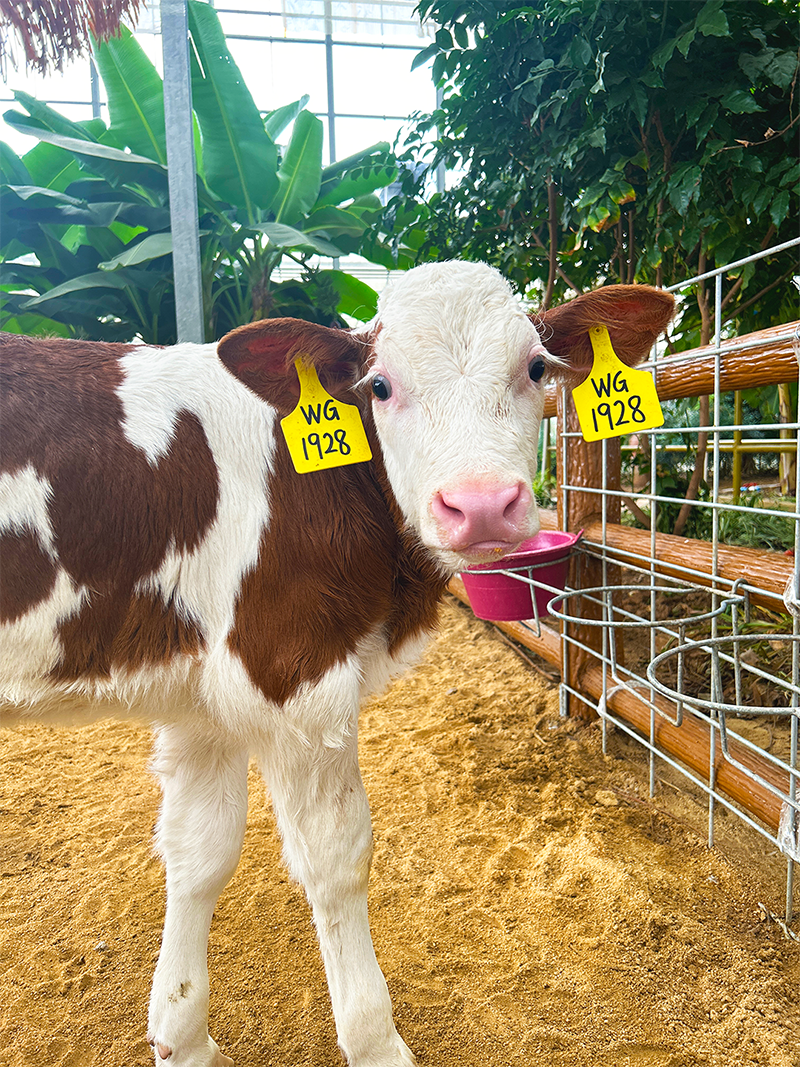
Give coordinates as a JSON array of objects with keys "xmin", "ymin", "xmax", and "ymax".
[{"xmin": 538, "ymin": 509, "xmax": 792, "ymax": 612}]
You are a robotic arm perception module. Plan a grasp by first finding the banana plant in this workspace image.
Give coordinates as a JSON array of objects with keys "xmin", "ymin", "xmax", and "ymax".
[{"xmin": 0, "ymin": 1, "xmax": 398, "ymax": 343}]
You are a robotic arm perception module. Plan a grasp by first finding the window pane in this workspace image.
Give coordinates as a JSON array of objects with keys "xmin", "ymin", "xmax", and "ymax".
[
  {"xmin": 331, "ymin": 45, "xmax": 433, "ymax": 119},
  {"xmin": 333, "ymin": 116, "xmax": 408, "ymax": 159},
  {"xmin": 226, "ymin": 39, "xmax": 328, "ymax": 115}
]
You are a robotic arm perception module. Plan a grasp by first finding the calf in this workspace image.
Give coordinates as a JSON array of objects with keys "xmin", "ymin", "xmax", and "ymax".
[{"xmin": 0, "ymin": 261, "xmax": 673, "ymax": 1067}]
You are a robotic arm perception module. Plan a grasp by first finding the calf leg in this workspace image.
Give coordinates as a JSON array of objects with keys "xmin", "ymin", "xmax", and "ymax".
[
  {"xmin": 260, "ymin": 690, "xmax": 415, "ymax": 1067},
  {"xmin": 148, "ymin": 725, "xmax": 249, "ymax": 1067}
]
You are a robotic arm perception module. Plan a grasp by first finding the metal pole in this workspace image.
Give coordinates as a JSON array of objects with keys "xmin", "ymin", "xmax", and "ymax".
[
  {"xmin": 161, "ymin": 0, "xmax": 205, "ymax": 343},
  {"xmin": 89, "ymin": 59, "xmax": 101, "ymax": 120},
  {"xmin": 324, "ymin": 0, "xmax": 336, "ymax": 164}
]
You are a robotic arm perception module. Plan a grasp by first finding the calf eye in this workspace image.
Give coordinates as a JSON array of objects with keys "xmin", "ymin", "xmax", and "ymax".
[
  {"xmin": 371, "ymin": 375, "xmax": 392, "ymax": 401},
  {"xmin": 528, "ymin": 356, "xmax": 546, "ymax": 383}
]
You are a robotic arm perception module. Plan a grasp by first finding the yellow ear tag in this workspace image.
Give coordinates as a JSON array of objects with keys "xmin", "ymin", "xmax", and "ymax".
[
  {"xmin": 571, "ymin": 324, "xmax": 664, "ymax": 442},
  {"xmin": 280, "ymin": 358, "xmax": 372, "ymax": 474}
]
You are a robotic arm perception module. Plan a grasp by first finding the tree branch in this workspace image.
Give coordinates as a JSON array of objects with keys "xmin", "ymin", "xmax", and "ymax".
[{"xmin": 542, "ymin": 178, "xmax": 558, "ymax": 311}]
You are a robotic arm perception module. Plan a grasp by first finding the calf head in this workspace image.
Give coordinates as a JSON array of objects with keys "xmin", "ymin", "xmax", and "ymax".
[{"xmin": 219, "ymin": 262, "xmax": 673, "ymax": 575}]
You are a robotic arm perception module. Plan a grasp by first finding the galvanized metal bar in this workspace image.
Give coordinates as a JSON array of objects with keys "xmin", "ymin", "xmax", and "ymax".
[{"xmin": 161, "ymin": 0, "xmax": 205, "ymax": 344}]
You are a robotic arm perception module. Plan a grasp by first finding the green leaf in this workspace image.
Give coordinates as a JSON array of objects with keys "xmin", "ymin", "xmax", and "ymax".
[
  {"xmin": 9, "ymin": 91, "xmax": 100, "ymax": 142},
  {"xmin": 3, "ymin": 185, "xmax": 126, "ymax": 228},
  {"xmin": 0, "ymin": 118, "xmax": 162, "ymax": 166},
  {"xmin": 668, "ymin": 164, "xmax": 701, "ymax": 214},
  {"xmin": 720, "ymin": 89, "xmax": 763, "ymax": 114},
  {"xmin": 769, "ymin": 189, "xmax": 790, "ymax": 229},
  {"xmin": 411, "ymin": 42, "xmax": 438, "ymax": 72},
  {"xmin": 92, "ymin": 25, "xmax": 167, "ymax": 165},
  {"xmin": 303, "ymin": 205, "xmax": 368, "ymax": 238},
  {"xmin": 695, "ymin": 0, "xmax": 729, "ymax": 38},
  {"xmin": 652, "ymin": 37, "xmax": 677, "ymax": 71},
  {"xmin": 630, "ymin": 84, "xmax": 648, "ymax": 128},
  {"xmin": 676, "ymin": 30, "xmax": 696, "ymax": 58},
  {"xmin": 187, "ymin": 0, "xmax": 278, "ymax": 218},
  {"xmin": 99, "ymin": 232, "xmax": 174, "ymax": 269},
  {"xmin": 317, "ymin": 269, "xmax": 378, "ymax": 321},
  {"xmin": 317, "ymin": 165, "xmax": 396, "ymax": 208},
  {"xmin": 22, "ymin": 270, "xmax": 140, "ymax": 306},
  {"xmin": 252, "ymin": 222, "xmax": 341, "ymax": 257},
  {"xmin": 0, "ymin": 141, "xmax": 30, "ymax": 185},
  {"xmin": 19, "ymin": 140, "xmax": 82, "ymax": 191},
  {"xmin": 694, "ymin": 102, "xmax": 718, "ymax": 143},
  {"xmin": 270, "ymin": 110, "xmax": 323, "ymax": 226},
  {"xmin": 264, "ymin": 96, "xmax": 310, "ymax": 140},
  {"xmin": 2, "ymin": 119, "xmax": 167, "ymax": 183},
  {"xmin": 751, "ymin": 184, "xmax": 773, "ymax": 217}
]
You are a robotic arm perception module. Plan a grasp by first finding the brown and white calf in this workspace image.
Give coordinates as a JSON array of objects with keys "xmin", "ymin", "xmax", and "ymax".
[{"xmin": 0, "ymin": 261, "xmax": 673, "ymax": 1066}]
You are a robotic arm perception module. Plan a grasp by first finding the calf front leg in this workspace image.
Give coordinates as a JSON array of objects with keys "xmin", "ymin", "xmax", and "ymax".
[
  {"xmin": 260, "ymin": 685, "xmax": 416, "ymax": 1067},
  {"xmin": 148, "ymin": 725, "xmax": 249, "ymax": 1067}
]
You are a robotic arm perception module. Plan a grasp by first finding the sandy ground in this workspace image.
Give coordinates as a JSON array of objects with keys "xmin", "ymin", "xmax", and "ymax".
[{"xmin": 1, "ymin": 600, "xmax": 798, "ymax": 1067}]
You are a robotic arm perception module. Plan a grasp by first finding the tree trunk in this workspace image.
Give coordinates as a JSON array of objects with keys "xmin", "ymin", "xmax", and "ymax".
[{"xmin": 672, "ymin": 252, "xmax": 712, "ymax": 538}]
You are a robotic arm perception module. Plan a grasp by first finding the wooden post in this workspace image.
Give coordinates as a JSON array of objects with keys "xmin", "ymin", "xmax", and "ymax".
[
  {"xmin": 732, "ymin": 390, "xmax": 743, "ymax": 505},
  {"xmin": 779, "ymin": 382, "xmax": 796, "ymax": 497},
  {"xmin": 556, "ymin": 386, "xmax": 621, "ymax": 720}
]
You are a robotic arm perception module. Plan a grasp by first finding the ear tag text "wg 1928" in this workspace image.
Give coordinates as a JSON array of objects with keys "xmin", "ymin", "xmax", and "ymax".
[
  {"xmin": 571, "ymin": 324, "xmax": 664, "ymax": 442},
  {"xmin": 281, "ymin": 358, "xmax": 372, "ymax": 474}
]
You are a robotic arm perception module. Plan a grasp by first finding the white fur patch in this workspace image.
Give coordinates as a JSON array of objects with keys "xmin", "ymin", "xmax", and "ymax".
[
  {"xmin": 0, "ymin": 569, "xmax": 87, "ymax": 711},
  {"xmin": 120, "ymin": 343, "xmax": 276, "ymax": 645},
  {"xmin": 0, "ymin": 464, "xmax": 57, "ymax": 554}
]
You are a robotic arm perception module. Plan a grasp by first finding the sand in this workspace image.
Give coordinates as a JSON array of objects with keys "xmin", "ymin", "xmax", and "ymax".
[{"xmin": 1, "ymin": 600, "xmax": 798, "ymax": 1067}]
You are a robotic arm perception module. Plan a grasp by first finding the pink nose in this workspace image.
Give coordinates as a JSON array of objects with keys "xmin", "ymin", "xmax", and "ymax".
[{"xmin": 431, "ymin": 482, "xmax": 532, "ymax": 550}]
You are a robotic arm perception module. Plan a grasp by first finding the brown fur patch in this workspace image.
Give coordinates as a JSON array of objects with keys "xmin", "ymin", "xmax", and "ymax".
[
  {"xmin": 229, "ymin": 400, "xmax": 446, "ymax": 705},
  {"xmin": 0, "ymin": 531, "xmax": 58, "ymax": 623},
  {"xmin": 1, "ymin": 336, "xmax": 218, "ymax": 678},
  {"xmin": 51, "ymin": 591, "xmax": 204, "ymax": 682}
]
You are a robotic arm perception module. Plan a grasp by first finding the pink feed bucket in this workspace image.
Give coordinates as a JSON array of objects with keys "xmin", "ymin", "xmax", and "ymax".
[{"xmin": 460, "ymin": 529, "xmax": 582, "ymax": 622}]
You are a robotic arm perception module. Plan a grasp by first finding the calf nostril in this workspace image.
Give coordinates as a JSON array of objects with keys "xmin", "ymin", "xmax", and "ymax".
[
  {"xmin": 502, "ymin": 485, "xmax": 522, "ymax": 518},
  {"xmin": 433, "ymin": 492, "xmax": 465, "ymax": 526}
]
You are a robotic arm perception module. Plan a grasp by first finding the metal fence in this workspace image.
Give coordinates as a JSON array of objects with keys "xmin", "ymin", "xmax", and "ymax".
[{"xmin": 453, "ymin": 237, "xmax": 800, "ymax": 923}]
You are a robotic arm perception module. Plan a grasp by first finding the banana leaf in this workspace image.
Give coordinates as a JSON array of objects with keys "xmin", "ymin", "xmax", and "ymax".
[
  {"xmin": 9, "ymin": 91, "xmax": 101, "ymax": 142},
  {"xmin": 19, "ymin": 140, "xmax": 83, "ymax": 191},
  {"xmin": 22, "ymin": 267, "xmax": 155, "ymax": 307},
  {"xmin": 317, "ymin": 270, "xmax": 379, "ymax": 321},
  {"xmin": 187, "ymin": 0, "xmax": 278, "ymax": 219},
  {"xmin": 252, "ymin": 221, "xmax": 341, "ymax": 258},
  {"xmin": 270, "ymin": 111, "xmax": 323, "ymax": 226},
  {"xmin": 303, "ymin": 205, "xmax": 369, "ymax": 237},
  {"xmin": 1, "ymin": 118, "xmax": 170, "ymax": 194},
  {"xmin": 264, "ymin": 96, "xmax": 310, "ymax": 140},
  {"xmin": 0, "ymin": 142, "xmax": 31, "ymax": 184},
  {"xmin": 93, "ymin": 26, "xmax": 168, "ymax": 165},
  {"xmin": 98, "ymin": 232, "xmax": 175, "ymax": 269}
]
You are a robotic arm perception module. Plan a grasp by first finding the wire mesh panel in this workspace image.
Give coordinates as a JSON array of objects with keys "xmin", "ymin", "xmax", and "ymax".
[{"xmin": 552, "ymin": 238, "xmax": 800, "ymax": 920}]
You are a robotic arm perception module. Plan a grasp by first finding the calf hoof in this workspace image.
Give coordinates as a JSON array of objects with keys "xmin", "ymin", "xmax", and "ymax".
[{"xmin": 148, "ymin": 1034, "xmax": 232, "ymax": 1066}]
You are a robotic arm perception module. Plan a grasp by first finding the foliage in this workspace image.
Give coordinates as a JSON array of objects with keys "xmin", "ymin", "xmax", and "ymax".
[
  {"xmin": 532, "ymin": 468, "xmax": 556, "ymax": 508},
  {"xmin": 718, "ymin": 493, "xmax": 796, "ymax": 552},
  {"xmin": 0, "ymin": 2, "xmax": 397, "ymax": 343},
  {"xmin": 388, "ymin": 0, "xmax": 798, "ymax": 342}
]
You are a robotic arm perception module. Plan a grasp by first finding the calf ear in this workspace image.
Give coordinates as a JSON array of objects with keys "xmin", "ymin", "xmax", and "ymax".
[
  {"xmin": 533, "ymin": 284, "xmax": 675, "ymax": 380},
  {"xmin": 217, "ymin": 318, "xmax": 367, "ymax": 414}
]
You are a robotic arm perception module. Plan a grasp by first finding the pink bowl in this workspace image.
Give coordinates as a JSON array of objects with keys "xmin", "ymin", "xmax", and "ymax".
[{"xmin": 460, "ymin": 529, "xmax": 582, "ymax": 622}]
